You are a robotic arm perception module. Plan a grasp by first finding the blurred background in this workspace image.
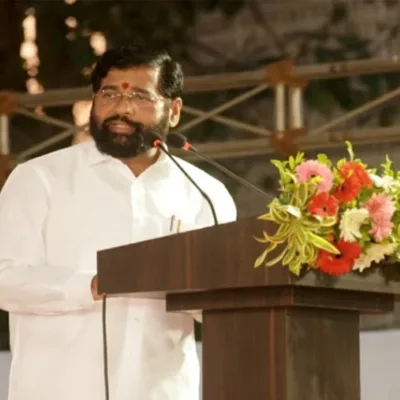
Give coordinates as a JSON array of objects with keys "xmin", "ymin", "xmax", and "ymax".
[{"xmin": 2, "ymin": 0, "xmax": 400, "ymax": 397}]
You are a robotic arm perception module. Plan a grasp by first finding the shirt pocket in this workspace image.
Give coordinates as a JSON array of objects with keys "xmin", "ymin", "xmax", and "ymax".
[{"xmin": 159, "ymin": 215, "xmax": 205, "ymax": 236}]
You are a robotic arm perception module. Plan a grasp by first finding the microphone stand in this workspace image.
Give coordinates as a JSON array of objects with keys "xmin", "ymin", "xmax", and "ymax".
[
  {"xmin": 157, "ymin": 143, "xmax": 219, "ymax": 226},
  {"xmin": 187, "ymin": 148, "xmax": 272, "ymax": 202},
  {"xmin": 166, "ymin": 133, "xmax": 272, "ymax": 203}
]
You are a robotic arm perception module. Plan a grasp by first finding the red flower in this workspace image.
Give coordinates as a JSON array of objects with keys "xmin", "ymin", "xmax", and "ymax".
[
  {"xmin": 339, "ymin": 161, "xmax": 372, "ymax": 189},
  {"xmin": 316, "ymin": 239, "xmax": 361, "ymax": 276},
  {"xmin": 332, "ymin": 175, "xmax": 361, "ymax": 204},
  {"xmin": 332, "ymin": 161, "xmax": 372, "ymax": 204},
  {"xmin": 307, "ymin": 192, "xmax": 339, "ymax": 217}
]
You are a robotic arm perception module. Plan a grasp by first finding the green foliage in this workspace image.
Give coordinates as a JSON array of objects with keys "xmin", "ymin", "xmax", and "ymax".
[
  {"xmin": 255, "ymin": 152, "xmax": 341, "ymax": 275},
  {"xmin": 255, "ymin": 196, "xmax": 338, "ymax": 275},
  {"xmin": 255, "ymin": 142, "xmax": 400, "ymax": 277}
]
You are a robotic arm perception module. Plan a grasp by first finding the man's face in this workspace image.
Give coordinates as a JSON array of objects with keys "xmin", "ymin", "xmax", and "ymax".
[{"xmin": 90, "ymin": 66, "xmax": 181, "ymax": 158}]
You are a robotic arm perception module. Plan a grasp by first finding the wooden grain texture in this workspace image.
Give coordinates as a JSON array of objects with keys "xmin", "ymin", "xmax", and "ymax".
[
  {"xmin": 202, "ymin": 307, "xmax": 360, "ymax": 400},
  {"xmin": 98, "ymin": 216, "xmax": 400, "ymax": 297},
  {"xmin": 166, "ymin": 286, "xmax": 393, "ymax": 313},
  {"xmin": 96, "ymin": 216, "xmax": 399, "ymax": 400},
  {"xmin": 98, "ymin": 217, "xmax": 287, "ymax": 296}
]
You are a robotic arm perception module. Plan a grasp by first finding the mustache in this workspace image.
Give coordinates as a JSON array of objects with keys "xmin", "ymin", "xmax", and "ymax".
[{"xmin": 103, "ymin": 115, "xmax": 144, "ymax": 131}]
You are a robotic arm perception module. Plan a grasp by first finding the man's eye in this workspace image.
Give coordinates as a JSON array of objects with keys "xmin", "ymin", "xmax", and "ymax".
[{"xmin": 136, "ymin": 93, "xmax": 149, "ymax": 101}]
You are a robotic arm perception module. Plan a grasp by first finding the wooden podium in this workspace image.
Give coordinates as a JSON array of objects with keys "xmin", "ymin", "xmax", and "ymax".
[{"xmin": 97, "ymin": 217, "xmax": 399, "ymax": 400}]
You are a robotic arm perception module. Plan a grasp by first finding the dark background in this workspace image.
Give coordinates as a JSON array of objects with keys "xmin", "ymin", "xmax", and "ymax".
[{"xmin": 2, "ymin": 0, "xmax": 400, "ymax": 347}]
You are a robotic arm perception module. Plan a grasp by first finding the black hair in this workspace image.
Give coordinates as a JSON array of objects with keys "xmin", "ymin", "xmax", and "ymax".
[{"xmin": 90, "ymin": 45, "xmax": 184, "ymax": 99}]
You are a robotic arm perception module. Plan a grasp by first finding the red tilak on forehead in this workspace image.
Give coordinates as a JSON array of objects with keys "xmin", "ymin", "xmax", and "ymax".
[{"xmin": 121, "ymin": 82, "xmax": 129, "ymax": 89}]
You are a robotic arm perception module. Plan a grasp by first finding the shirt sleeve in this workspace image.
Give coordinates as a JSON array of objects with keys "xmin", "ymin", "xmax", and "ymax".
[{"xmin": 0, "ymin": 164, "xmax": 96, "ymax": 315}]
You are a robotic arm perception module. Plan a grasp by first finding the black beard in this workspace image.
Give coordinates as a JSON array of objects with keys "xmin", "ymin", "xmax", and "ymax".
[{"xmin": 89, "ymin": 112, "xmax": 169, "ymax": 158}]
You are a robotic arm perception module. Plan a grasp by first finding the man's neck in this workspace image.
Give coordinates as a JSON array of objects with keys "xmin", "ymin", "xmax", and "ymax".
[{"xmin": 119, "ymin": 148, "xmax": 160, "ymax": 177}]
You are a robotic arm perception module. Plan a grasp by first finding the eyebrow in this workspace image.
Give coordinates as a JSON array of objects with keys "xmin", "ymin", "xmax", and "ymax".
[
  {"xmin": 100, "ymin": 84, "xmax": 152, "ymax": 95},
  {"xmin": 100, "ymin": 84, "xmax": 119, "ymax": 91}
]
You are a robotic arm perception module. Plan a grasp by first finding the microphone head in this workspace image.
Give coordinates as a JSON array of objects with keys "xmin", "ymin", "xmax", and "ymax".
[
  {"xmin": 144, "ymin": 131, "xmax": 163, "ymax": 148},
  {"xmin": 167, "ymin": 133, "xmax": 194, "ymax": 151}
]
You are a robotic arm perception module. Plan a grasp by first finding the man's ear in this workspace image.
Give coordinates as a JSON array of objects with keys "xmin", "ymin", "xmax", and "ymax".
[{"xmin": 169, "ymin": 97, "xmax": 182, "ymax": 128}]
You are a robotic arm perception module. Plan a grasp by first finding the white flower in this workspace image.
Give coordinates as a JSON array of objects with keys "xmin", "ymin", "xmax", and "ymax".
[
  {"xmin": 339, "ymin": 208, "xmax": 369, "ymax": 242},
  {"xmin": 353, "ymin": 243, "xmax": 398, "ymax": 272},
  {"xmin": 369, "ymin": 174, "xmax": 400, "ymax": 192}
]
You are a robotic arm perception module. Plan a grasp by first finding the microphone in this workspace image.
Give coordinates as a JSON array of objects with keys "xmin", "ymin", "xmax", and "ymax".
[
  {"xmin": 166, "ymin": 133, "xmax": 272, "ymax": 201},
  {"xmin": 145, "ymin": 132, "xmax": 219, "ymax": 225}
]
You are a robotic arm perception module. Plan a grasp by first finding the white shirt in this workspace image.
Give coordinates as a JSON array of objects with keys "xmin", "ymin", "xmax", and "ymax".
[{"xmin": 0, "ymin": 139, "xmax": 237, "ymax": 400}]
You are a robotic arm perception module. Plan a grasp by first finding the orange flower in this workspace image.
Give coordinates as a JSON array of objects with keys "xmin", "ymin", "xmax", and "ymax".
[{"xmin": 307, "ymin": 192, "xmax": 338, "ymax": 217}]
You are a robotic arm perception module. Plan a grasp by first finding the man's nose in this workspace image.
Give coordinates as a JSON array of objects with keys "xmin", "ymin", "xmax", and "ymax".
[{"xmin": 114, "ymin": 95, "xmax": 136, "ymax": 115}]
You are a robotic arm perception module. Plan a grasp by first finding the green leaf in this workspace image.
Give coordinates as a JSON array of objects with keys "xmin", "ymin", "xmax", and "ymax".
[
  {"xmin": 381, "ymin": 155, "xmax": 394, "ymax": 177},
  {"xmin": 253, "ymin": 235, "xmax": 270, "ymax": 244},
  {"xmin": 295, "ymin": 152, "xmax": 305, "ymax": 164},
  {"xmin": 288, "ymin": 156, "xmax": 298, "ymax": 170},
  {"xmin": 266, "ymin": 223, "xmax": 291, "ymax": 243},
  {"xmin": 307, "ymin": 232, "xmax": 341, "ymax": 254},
  {"xmin": 253, "ymin": 233, "xmax": 279, "ymax": 247},
  {"xmin": 295, "ymin": 227, "xmax": 308, "ymax": 244},
  {"xmin": 270, "ymin": 159, "xmax": 293, "ymax": 186},
  {"xmin": 257, "ymin": 213, "xmax": 273, "ymax": 221},
  {"xmin": 336, "ymin": 158, "xmax": 347, "ymax": 170},
  {"xmin": 317, "ymin": 153, "xmax": 332, "ymax": 168},
  {"xmin": 282, "ymin": 246, "xmax": 297, "ymax": 266},
  {"xmin": 265, "ymin": 247, "xmax": 288, "ymax": 267},
  {"xmin": 270, "ymin": 159, "xmax": 285, "ymax": 172},
  {"xmin": 296, "ymin": 183, "xmax": 309, "ymax": 207},
  {"xmin": 345, "ymin": 141, "xmax": 354, "ymax": 160},
  {"xmin": 288, "ymin": 259, "xmax": 302, "ymax": 276},
  {"xmin": 318, "ymin": 216, "xmax": 337, "ymax": 228},
  {"xmin": 304, "ymin": 243, "xmax": 317, "ymax": 263},
  {"xmin": 254, "ymin": 249, "xmax": 269, "ymax": 268}
]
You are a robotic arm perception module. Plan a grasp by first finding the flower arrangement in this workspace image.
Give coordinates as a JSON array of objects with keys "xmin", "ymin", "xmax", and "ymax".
[{"xmin": 254, "ymin": 141, "xmax": 400, "ymax": 276}]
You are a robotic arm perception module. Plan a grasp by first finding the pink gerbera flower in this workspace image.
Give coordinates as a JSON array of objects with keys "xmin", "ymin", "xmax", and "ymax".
[
  {"xmin": 295, "ymin": 160, "xmax": 334, "ymax": 192},
  {"xmin": 364, "ymin": 194, "xmax": 396, "ymax": 242},
  {"xmin": 369, "ymin": 220, "xmax": 393, "ymax": 243},
  {"xmin": 364, "ymin": 194, "xmax": 395, "ymax": 221}
]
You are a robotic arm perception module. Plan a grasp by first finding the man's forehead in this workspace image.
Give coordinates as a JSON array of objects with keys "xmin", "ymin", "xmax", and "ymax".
[{"xmin": 101, "ymin": 67, "xmax": 160, "ymax": 89}]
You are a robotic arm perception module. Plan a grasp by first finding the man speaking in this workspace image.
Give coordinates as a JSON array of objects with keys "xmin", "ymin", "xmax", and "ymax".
[{"xmin": 0, "ymin": 45, "xmax": 236, "ymax": 400}]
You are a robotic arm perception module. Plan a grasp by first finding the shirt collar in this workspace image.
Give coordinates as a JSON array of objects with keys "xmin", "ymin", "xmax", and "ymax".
[
  {"xmin": 85, "ymin": 139, "xmax": 113, "ymax": 166},
  {"xmin": 84, "ymin": 138, "xmax": 174, "ymax": 178}
]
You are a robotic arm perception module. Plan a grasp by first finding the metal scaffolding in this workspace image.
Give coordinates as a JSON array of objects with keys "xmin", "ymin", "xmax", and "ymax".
[
  {"xmin": 15, "ymin": 57, "xmax": 400, "ymax": 107},
  {"xmin": 2, "ymin": 57, "xmax": 400, "ymax": 162}
]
